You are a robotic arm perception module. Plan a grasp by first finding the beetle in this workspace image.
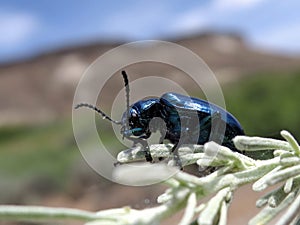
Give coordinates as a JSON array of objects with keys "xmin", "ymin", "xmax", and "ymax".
[{"xmin": 75, "ymin": 70, "xmax": 245, "ymax": 167}]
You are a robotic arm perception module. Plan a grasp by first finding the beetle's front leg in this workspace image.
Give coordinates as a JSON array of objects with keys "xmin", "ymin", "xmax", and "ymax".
[
  {"xmin": 139, "ymin": 139, "xmax": 153, "ymax": 162},
  {"xmin": 124, "ymin": 136, "xmax": 153, "ymax": 162}
]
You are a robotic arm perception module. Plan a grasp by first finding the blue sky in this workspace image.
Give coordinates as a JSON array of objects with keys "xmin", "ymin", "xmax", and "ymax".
[{"xmin": 1, "ymin": 0, "xmax": 300, "ymax": 63}]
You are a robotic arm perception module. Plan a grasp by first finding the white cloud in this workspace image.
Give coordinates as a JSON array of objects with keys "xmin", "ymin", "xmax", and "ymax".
[
  {"xmin": 252, "ymin": 22, "xmax": 300, "ymax": 53},
  {"xmin": 0, "ymin": 11, "xmax": 39, "ymax": 47},
  {"xmin": 213, "ymin": 0, "xmax": 267, "ymax": 11},
  {"xmin": 169, "ymin": 0, "xmax": 268, "ymax": 35},
  {"xmin": 168, "ymin": 8, "xmax": 209, "ymax": 34}
]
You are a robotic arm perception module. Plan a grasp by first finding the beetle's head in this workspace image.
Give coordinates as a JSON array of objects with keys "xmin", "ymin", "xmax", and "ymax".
[{"xmin": 120, "ymin": 106, "xmax": 149, "ymax": 139}]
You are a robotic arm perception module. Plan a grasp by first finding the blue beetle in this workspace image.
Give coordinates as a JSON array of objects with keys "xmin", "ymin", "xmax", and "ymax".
[{"xmin": 75, "ymin": 71, "xmax": 244, "ymax": 166}]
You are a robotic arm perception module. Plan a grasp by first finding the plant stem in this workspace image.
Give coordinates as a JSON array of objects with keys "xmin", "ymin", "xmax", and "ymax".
[{"xmin": 0, "ymin": 205, "xmax": 116, "ymax": 222}]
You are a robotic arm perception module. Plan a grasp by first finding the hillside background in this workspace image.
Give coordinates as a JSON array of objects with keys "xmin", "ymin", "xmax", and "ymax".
[{"xmin": 1, "ymin": 1, "xmax": 300, "ymax": 224}]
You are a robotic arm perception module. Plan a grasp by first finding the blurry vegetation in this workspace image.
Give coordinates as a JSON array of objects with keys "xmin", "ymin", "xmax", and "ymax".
[
  {"xmin": 0, "ymin": 120, "xmax": 79, "ymax": 197},
  {"xmin": 225, "ymin": 70, "xmax": 300, "ymax": 139},
  {"xmin": 0, "ymin": 70, "xmax": 299, "ymax": 204}
]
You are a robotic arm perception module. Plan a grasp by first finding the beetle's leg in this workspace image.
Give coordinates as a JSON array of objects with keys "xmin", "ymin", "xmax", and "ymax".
[
  {"xmin": 210, "ymin": 111, "xmax": 225, "ymax": 145},
  {"xmin": 171, "ymin": 142, "xmax": 183, "ymax": 169},
  {"xmin": 199, "ymin": 114, "xmax": 212, "ymax": 131},
  {"xmin": 114, "ymin": 161, "xmax": 122, "ymax": 167},
  {"xmin": 140, "ymin": 139, "xmax": 153, "ymax": 162},
  {"xmin": 157, "ymin": 132, "xmax": 165, "ymax": 163},
  {"xmin": 199, "ymin": 111, "xmax": 225, "ymax": 145},
  {"xmin": 148, "ymin": 117, "xmax": 167, "ymax": 161},
  {"xmin": 136, "ymin": 139, "xmax": 152, "ymax": 162},
  {"xmin": 131, "ymin": 141, "xmax": 137, "ymax": 147},
  {"xmin": 158, "ymin": 135, "xmax": 164, "ymax": 144},
  {"xmin": 137, "ymin": 141, "xmax": 153, "ymax": 162},
  {"xmin": 124, "ymin": 136, "xmax": 153, "ymax": 162},
  {"xmin": 148, "ymin": 117, "xmax": 166, "ymax": 145},
  {"xmin": 158, "ymin": 134, "xmax": 165, "ymax": 161},
  {"xmin": 170, "ymin": 117, "xmax": 193, "ymax": 169}
]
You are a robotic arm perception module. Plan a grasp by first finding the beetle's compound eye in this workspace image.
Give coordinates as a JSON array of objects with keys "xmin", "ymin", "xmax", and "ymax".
[
  {"xmin": 130, "ymin": 109, "xmax": 139, "ymax": 120},
  {"xmin": 129, "ymin": 114, "xmax": 138, "ymax": 126},
  {"xmin": 126, "ymin": 109, "xmax": 136, "ymax": 127}
]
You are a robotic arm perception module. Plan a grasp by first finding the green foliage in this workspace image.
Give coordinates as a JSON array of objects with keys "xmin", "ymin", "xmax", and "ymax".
[
  {"xmin": 224, "ymin": 71, "xmax": 300, "ymax": 139},
  {"xmin": 0, "ymin": 120, "xmax": 79, "ymax": 189}
]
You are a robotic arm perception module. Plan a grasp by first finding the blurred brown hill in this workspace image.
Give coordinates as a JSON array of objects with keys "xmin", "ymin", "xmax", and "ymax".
[{"xmin": 0, "ymin": 31, "xmax": 300, "ymax": 125}]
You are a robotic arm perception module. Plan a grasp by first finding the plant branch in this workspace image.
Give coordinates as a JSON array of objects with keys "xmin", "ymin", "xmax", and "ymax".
[{"xmin": 1, "ymin": 130, "xmax": 300, "ymax": 225}]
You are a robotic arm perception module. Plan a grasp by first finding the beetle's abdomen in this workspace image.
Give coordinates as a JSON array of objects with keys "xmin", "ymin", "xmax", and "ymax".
[{"xmin": 160, "ymin": 92, "xmax": 244, "ymax": 150}]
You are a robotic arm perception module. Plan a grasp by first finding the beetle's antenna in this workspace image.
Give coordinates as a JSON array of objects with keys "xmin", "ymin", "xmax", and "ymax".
[
  {"xmin": 121, "ymin": 70, "xmax": 130, "ymax": 112},
  {"xmin": 121, "ymin": 70, "xmax": 130, "ymax": 128},
  {"xmin": 75, "ymin": 103, "xmax": 121, "ymax": 125}
]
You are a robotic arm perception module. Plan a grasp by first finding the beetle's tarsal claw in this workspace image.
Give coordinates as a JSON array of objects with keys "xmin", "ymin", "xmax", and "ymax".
[
  {"xmin": 114, "ymin": 161, "xmax": 122, "ymax": 167},
  {"xmin": 143, "ymin": 146, "xmax": 153, "ymax": 162},
  {"xmin": 173, "ymin": 153, "xmax": 183, "ymax": 169}
]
